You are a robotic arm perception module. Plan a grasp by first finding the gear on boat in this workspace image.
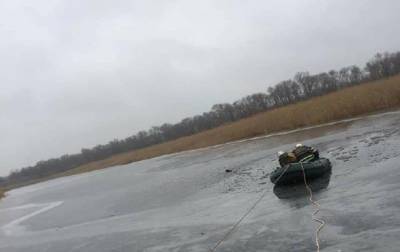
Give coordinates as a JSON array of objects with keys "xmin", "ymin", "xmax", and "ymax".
[{"xmin": 271, "ymin": 143, "xmax": 330, "ymax": 185}]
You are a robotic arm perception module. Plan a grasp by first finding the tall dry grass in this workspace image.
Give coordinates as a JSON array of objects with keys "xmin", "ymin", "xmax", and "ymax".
[
  {"xmin": 57, "ymin": 74, "xmax": 400, "ymax": 177},
  {"xmin": 2, "ymin": 76, "xmax": 398, "ymax": 194},
  {"xmin": 0, "ymin": 188, "xmax": 4, "ymax": 199}
]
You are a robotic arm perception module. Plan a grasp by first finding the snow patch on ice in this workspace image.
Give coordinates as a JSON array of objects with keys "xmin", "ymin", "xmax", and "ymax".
[{"xmin": 1, "ymin": 201, "xmax": 63, "ymax": 236}]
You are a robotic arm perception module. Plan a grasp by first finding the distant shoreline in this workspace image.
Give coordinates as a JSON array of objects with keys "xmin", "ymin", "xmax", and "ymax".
[{"xmin": 1, "ymin": 74, "xmax": 400, "ymax": 199}]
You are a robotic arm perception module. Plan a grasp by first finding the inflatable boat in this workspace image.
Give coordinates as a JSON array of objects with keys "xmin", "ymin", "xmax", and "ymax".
[
  {"xmin": 270, "ymin": 158, "xmax": 332, "ymax": 185},
  {"xmin": 273, "ymin": 171, "xmax": 331, "ymax": 199}
]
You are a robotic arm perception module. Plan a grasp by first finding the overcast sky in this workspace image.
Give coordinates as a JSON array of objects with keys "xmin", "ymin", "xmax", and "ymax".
[{"xmin": 1, "ymin": 0, "xmax": 400, "ymax": 175}]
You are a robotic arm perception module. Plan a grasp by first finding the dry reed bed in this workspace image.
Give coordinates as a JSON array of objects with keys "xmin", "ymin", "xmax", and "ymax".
[
  {"xmin": 1, "ymin": 75, "xmax": 398, "ymax": 197},
  {"xmin": 60, "ymin": 75, "xmax": 400, "ymax": 176},
  {"xmin": 0, "ymin": 188, "xmax": 4, "ymax": 199}
]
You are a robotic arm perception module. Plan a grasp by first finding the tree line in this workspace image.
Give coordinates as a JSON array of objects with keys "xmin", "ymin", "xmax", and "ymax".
[{"xmin": 2, "ymin": 51, "xmax": 400, "ymax": 187}]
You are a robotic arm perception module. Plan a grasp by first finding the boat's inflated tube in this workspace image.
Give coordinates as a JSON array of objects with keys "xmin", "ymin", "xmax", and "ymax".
[{"xmin": 270, "ymin": 158, "xmax": 331, "ymax": 185}]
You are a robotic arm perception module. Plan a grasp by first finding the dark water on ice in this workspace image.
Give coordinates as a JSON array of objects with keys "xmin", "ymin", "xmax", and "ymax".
[{"xmin": 1, "ymin": 111, "xmax": 400, "ymax": 251}]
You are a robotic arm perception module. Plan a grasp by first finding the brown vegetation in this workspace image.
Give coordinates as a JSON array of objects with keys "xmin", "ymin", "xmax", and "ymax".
[
  {"xmin": 60, "ymin": 74, "xmax": 400, "ymax": 176},
  {"xmin": 1, "ymin": 52, "xmax": 399, "ymax": 197},
  {"xmin": 2, "ymin": 74, "xmax": 399, "ymax": 193},
  {"xmin": 0, "ymin": 188, "xmax": 4, "ymax": 199},
  {"xmin": 4, "ymin": 51, "xmax": 400, "ymax": 189}
]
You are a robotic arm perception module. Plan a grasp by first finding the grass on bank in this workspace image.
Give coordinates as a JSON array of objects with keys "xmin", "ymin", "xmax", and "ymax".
[
  {"xmin": 0, "ymin": 188, "xmax": 4, "ymax": 199},
  {"xmin": 2, "ymin": 74, "xmax": 400, "ymax": 193},
  {"xmin": 57, "ymin": 74, "xmax": 400, "ymax": 177}
]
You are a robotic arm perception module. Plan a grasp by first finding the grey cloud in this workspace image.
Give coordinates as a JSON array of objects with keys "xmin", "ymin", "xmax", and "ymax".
[{"xmin": 1, "ymin": 0, "xmax": 400, "ymax": 175}]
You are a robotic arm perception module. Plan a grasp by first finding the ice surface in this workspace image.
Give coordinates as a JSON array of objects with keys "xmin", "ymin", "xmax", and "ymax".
[{"xmin": 1, "ymin": 111, "xmax": 400, "ymax": 251}]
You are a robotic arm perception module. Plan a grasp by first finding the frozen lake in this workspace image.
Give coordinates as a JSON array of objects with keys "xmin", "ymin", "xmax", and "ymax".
[{"xmin": 1, "ymin": 111, "xmax": 400, "ymax": 251}]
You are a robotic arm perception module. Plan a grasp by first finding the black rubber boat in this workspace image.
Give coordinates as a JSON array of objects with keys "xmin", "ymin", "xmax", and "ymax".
[
  {"xmin": 273, "ymin": 171, "xmax": 331, "ymax": 199},
  {"xmin": 270, "ymin": 158, "xmax": 332, "ymax": 185}
]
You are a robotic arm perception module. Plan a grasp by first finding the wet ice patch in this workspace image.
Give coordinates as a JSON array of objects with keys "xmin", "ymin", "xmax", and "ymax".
[{"xmin": 220, "ymin": 156, "xmax": 274, "ymax": 194}]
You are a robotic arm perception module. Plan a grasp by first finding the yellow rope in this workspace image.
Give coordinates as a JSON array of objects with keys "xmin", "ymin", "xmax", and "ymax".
[{"xmin": 300, "ymin": 162, "xmax": 325, "ymax": 252}]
